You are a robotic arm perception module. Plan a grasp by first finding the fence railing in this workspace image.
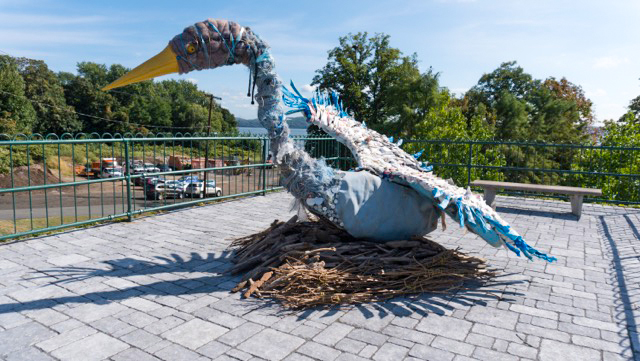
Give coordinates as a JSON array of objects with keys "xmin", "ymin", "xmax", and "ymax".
[
  {"xmin": 0, "ymin": 132, "xmax": 351, "ymax": 241},
  {"xmin": 402, "ymin": 139, "xmax": 640, "ymax": 206},
  {"xmin": 1, "ymin": 134, "xmax": 638, "ymax": 241}
]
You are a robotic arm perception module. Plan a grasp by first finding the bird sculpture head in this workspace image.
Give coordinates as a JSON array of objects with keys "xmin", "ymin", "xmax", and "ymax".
[{"xmin": 103, "ymin": 19, "xmax": 263, "ymax": 91}]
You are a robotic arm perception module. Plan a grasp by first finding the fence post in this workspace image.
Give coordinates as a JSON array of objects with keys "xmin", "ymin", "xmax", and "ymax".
[
  {"xmin": 335, "ymin": 139, "xmax": 340, "ymax": 169},
  {"xmin": 124, "ymin": 139, "xmax": 133, "ymax": 221},
  {"xmin": 262, "ymin": 139, "xmax": 268, "ymax": 195},
  {"xmin": 467, "ymin": 142, "xmax": 473, "ymax": 187}
]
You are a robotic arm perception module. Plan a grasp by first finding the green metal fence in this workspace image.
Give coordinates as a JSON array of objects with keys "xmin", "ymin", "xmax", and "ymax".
[
  {"xmin": 0, "ymin": 132, "xmax": 350, "ymax": 241},
  {"xmin": 403, "ymin": 139, "xmax": 640, "ymax": 206},
  {"xmin": 1, "ymin": 134, "xmax": 638, "ymax": 241}
]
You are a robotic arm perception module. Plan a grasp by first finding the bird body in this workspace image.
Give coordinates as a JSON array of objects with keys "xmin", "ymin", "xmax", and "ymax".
[{"xmin": 103, "ymin": 18, "xmax": 555, "ymax": 262}]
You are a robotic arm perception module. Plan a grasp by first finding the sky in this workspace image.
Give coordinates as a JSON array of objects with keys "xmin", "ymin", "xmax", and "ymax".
[{"xmin": 0, "ymin": 0, "xmax": 638, "ymax": 125}]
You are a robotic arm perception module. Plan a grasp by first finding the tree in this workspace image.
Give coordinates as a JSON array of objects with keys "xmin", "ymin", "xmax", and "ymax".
[
  {"xmin": 159, "ymin": 80, "xmax": 211, "ymax": 133},
  {"xmin": 527, "ymin": 79, "xmax": 590, "ymax": 143},
  {"xmin": 622, "ymin": 94, "xmax": 640, "ymax": 124},
  {"xmin": 15, "ymin": 58, "xmax": 81, "ymax": 134},
  {"xmin": 59, "ymin": 67, "xmax": 122, "ymax": 134},
  {"xmin": 312, "ymin": 32, "xmax": 418, "ymax": 131},
  {"xmin": 386, "ymin": 67, "xmax": 437, "ymax": 139},
  {"xmin": 543, "ymin": 77, "xmax": 593, "ymax": 125},
  {"xmin": 220, "ymin": 107, "xmax": 237, "ymax": 133},
  {"xmin": 463, "ymin": 61, "xmax": 593, "ymax": 143},
  {"xmin": 494, "ymin": 91, "xmax": 529, "ymax": 140},
  {"xmin": 0, "ymin": 55, "xmax": 35, "ymax": 134},
  {"xmin": 57, "ymin": 62, "xmax": 238, "ymax": 135}
]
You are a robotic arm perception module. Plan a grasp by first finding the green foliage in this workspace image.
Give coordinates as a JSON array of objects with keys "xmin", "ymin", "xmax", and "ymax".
[
  {"xmin": 60, "ymin": 63, "xmax": 237, "ymax": 135},
  {"xmin": 0, "ymin": 56, "xmax": 35, "ymax": 134},
  {"xmin": 312, "ymin": 32, "xmax": 418, "ymax": 131},
  {"xmin": 15, "ymin": 58, "xmax": 81, "ymax": 135},
  {"xmin": 603, "ymin": 113, "xmax": 640, "ymax": 147},
  {"xmin": 628, "ymin": 96, "xmax": 640, "ymax": 123},
  {"xmin": 0, "ymin": 54, "xmax": 237, "ymax": 137},
  {"xmin": 593, "ymin": 112, "xmax": 640, "ymax": 202},
  {"xmin": 463, "ymin": 61, "xmax": 591, "ymax": 144}
]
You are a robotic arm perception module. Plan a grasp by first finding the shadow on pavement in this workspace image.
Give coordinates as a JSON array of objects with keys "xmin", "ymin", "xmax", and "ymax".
[
  {"xmin": 3, "ymin": 249, "xmax": 526, "ymax": 322},
  {"xmin": 599, "ymin": 215, "xmax": 640, "ymax": 358}
]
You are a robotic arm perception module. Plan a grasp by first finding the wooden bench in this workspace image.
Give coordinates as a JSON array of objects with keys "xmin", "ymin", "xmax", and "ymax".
[{"xmin": 470, "ymin": 180, "xmax": 602, "ymax": 217}]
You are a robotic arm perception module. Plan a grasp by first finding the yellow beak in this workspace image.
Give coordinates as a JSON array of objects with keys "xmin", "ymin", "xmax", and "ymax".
[{"xmin": 102, "ymin": 45, "xmax": 180, "ymax": 91}]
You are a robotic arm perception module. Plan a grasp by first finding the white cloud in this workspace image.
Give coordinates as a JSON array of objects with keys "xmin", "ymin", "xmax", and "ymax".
[
  {"xmin": 301, "ymin": 84, "xmax": 316, "ymax": 93},
  {"xmin": 186, "ymin": 78, "xmax": 198, "ymax": 84},
  {"xmin": 585, "ymin": 88, "xmax": 607, "ymax": 98},
  {"xmin": 593, "ymin": 56, "xmax": 630, "ymax": 69},
  {"xmin": 593, "ymin": 102, "xmax": 626, "ymax": 123}
]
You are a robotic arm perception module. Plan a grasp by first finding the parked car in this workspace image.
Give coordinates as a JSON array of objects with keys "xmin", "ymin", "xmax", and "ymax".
[
  {"xmin": 135, "ymin": 174, "xmax": 164, "ymax": 187},
  {"xmin": 140, "ymin": 176, "xmax": 165, "ymax": 188},
  {"xmin": 156, "ymin": 164, "xmax": 172, "ymax": 172},
  {"xmin": 185, "ymin": 181, "xmax": 222, "ymax": 198},
  {"xmin": 148, "ymin": 180, "xmax": 184, "ymax": 200},
  {"xmin": 144, "ymin": 163, "xmax": 160, "ymax": 173},
  {"xmin": 130, "ymin": 164, "xmax": 145, "ymax": 174},
  {"xmin": 178, "ymin": 175, "xmax": 199, "ymax": 184}
]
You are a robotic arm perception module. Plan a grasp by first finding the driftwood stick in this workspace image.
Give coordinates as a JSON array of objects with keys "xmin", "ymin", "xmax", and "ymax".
[{"xmin": 244, "ymin": 271, "xmax": 273, "ymax": 298}]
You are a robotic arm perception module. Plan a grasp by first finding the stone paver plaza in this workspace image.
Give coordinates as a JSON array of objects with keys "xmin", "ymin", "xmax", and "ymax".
[{"xmin": 0, "ymin": 192, "xmax": 638, "ymax": 361}]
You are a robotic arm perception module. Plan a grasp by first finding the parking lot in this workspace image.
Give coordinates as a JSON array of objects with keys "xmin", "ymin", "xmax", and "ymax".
[{"xmin": 0, "ymin": 169, "xmax": 282, "ymax": 225}]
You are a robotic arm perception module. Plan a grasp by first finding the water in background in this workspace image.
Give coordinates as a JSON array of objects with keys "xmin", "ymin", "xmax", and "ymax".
[{"xmin": 238, "ymin": 127, "xmax": 307, "ymax": 136}]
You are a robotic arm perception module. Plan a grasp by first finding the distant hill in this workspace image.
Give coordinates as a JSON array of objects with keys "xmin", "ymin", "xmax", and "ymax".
[{"xmin": 237, "ymin": 116, "xmax": 309, "ymax": 129}]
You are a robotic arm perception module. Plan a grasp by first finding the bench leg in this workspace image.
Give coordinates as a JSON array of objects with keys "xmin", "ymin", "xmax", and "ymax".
[
  {"xmin": 570, "ymin": 195, "xmax": 583, "ymax": 217},
  {"xmin": 484, "ymin": 187, "xmax": 497, "ymax": 209}
]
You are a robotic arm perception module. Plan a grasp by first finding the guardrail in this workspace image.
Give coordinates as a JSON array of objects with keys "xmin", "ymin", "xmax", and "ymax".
[
  {"xmin": 0, "ymin": 132, "xmax": 351, "ymax": 241},
  {"xmin": 1, "ymin": 133, "xmax": 637, "ymax": 241},
  {"xmin": 402, "ymin": 139, "xmax": 640, "ymax": 206}
]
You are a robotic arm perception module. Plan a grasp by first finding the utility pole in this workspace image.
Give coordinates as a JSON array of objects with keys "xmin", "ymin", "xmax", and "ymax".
[{"xmin": 203, "ymin": 93, "xmax": 221, "ymax": 198}]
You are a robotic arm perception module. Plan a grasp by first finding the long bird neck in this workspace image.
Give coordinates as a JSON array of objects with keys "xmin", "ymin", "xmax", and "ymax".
[
  {"xmin": 252, "ymin": 53, "xmax": 290, "ymax": 166},
  {"xmin": 250, "ymin": 50, "xmax": 339, "ymax": 217}
]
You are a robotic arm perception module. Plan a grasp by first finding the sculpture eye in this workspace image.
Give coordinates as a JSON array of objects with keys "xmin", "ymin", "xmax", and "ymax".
[{"xmin": 186, "ymin": 43, "xmax": 197, "ymax": 54}]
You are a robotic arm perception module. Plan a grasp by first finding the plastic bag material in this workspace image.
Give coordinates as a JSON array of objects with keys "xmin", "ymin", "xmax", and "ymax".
[{"xmin": 335, "ymin": 171, "xmax": 439, "ymax": 241}]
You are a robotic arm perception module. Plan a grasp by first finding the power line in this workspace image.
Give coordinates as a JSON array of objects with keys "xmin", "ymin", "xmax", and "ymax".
[{"xmin": 105, "ymin": 86, "xmax": 221, "ymax": 102}]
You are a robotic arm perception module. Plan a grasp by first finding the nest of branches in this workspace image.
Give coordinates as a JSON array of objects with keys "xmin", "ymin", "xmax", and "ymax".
[{"xmin": 229, "ymin": 215, "xmax": 495, "ymax": 309}]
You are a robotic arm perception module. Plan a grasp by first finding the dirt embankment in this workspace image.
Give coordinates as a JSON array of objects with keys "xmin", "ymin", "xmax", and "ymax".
[{"xmin": 0, "ymin": 165, "xmax": 61, "ymax": 189}]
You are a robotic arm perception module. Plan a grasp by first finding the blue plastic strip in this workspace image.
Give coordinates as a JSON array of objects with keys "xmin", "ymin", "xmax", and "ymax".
[
  {"xmin": 255, "ymin": 52, "xmax": 270, "ymax": 63},
  {"xmin": 289, "ymin": 81, "xmax": 309, "ymax": 104},
  {"xmin": 206, "ymin": 21, "xmax": 232, "ymax": 63},
  {"xmin": 456, "ymin": 199, "xmax": 465, "ymax": 227},
  {"xmin": 194, "ymin": 24, "xmax": 210, "ymax": 67},
  {"xmin": 437, "ymin": 194, "xmax": 451, "ymax": 210}
]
